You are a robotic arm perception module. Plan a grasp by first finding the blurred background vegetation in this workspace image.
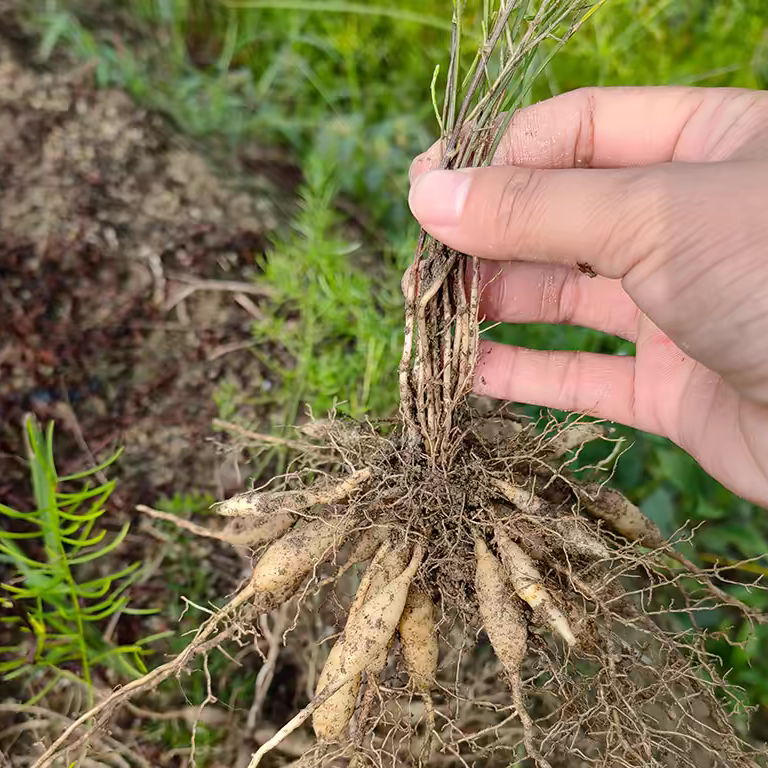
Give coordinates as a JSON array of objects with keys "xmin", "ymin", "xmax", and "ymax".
[{"xmin": 6, "ymin": 0, "xmax": 768, "ymax": 753}]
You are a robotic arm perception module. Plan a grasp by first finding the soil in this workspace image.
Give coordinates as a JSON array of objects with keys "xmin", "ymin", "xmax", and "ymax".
[{"xmin": 0, "ymin": 28, "xmax": 282, "ymax": 513}]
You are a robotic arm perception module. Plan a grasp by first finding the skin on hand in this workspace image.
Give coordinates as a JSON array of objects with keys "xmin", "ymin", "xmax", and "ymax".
[{"xmin": 407, "ymin": 86, "xmax": 768, "ymax": 507}]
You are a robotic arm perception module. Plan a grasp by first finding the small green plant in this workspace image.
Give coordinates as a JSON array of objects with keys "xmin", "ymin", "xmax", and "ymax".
[
  {"xmin": 254, "ymin": 154, "xmax": 404, "ymax": 423},
  {"xmin": 0, "ymin": 416, "xmax": 164, "ymax": 705}
]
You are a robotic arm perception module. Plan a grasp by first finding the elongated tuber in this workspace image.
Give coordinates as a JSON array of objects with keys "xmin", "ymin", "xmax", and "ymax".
[
  {"xmin": 338, "ymin": 544, "xmax": 423, "ymax": 680},
  {"xmin": 250, "ymin": 516, "xmax": 354, "ymax": 598},
  {"xmin": 399, "ymin": 586, "xmax": 438, "ymax": 693},
  {"xmin": 547, "ymin": 421, "xmax": 604, "ymax": 457},
  {"xmin": 313, "ymin": 540, "xmax": 396, "ymax": 741},
  {"xmin": 474, "ymin": 536, "xmax": 552, "ymax": 768},
  {"xmin": 494, "ymin": 526, "xmax": 576, "ymax": 646},
  {"xmin": 580, "ymin": 483, "xmax": 663, "ymax": 548}
]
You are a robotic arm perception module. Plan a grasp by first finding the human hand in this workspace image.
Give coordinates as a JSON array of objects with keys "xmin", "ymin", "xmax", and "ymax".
[{"xmin": 408, "ymin": 86, "xmax": 768, "ymax": 506}]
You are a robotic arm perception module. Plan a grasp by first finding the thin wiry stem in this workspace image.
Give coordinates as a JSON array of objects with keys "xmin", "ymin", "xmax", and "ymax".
[{"xmin": 404, "ymin": 0, "xmax": 605, "ymax": 463}]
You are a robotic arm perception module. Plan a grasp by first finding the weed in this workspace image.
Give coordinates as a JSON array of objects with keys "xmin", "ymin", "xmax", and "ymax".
[
  {"xmin": 0, "ymin": 416, "xmax": 166, "ymax": 706},
  {"xmin": 254, "ymin": 154, "xmax": 404, "ymax": 423}
]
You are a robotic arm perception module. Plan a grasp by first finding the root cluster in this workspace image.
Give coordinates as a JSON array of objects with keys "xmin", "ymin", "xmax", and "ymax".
[{"xmin": 30, "ymin": 411, "xmax": 768, "ymax": 768}]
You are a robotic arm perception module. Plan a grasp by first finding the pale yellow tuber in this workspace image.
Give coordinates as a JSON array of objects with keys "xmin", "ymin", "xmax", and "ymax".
[
  {"xmin": 474, "ymin": 536, "xmax": 552, "ymax": 768},
  {"xmin": 399, "ymin": 586, "xmax": 438, "ymax": 693},
  {"xmin": 250, "ymin": 516, "xmax": 353, "ymax": 599},
  {"xmin": 494, "ymin": 526, "xmax": 576, "ymax": 646},
  {"xmin": 580, "ymin": 483, "xmax": 663, "ymax": 548}
]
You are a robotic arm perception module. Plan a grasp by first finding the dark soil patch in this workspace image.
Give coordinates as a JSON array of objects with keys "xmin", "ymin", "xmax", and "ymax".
[{"xmin": 0, "ymin": 33, "xmax": 281, "ymax": 512}]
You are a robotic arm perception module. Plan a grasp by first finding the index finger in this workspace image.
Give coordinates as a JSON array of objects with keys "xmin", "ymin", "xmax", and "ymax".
[{"xmin": 410, "ymin": 85, "xmax": 731, "ymax": 181}]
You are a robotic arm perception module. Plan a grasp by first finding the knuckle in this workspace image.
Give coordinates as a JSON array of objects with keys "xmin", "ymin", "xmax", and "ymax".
[
  {"xmin": 555, "ymin": 268, "xmax": 582, "ymax": 325},
  {"xmin": 597, "ymin": 169, "xmax": 669, "ymax": 278},
  {"xmin": 556, "ymin": 351, "xmax": 583, "ymax": 410},
  {"xmin": 493, "ymin": 169, "xmax": 546, "ymax": 249},
  {"xmin": 571, "ymin": 87, "xmax": 599, "ymax": 168}
]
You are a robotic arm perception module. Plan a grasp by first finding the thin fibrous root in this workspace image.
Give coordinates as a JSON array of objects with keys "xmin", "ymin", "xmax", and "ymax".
[
  {"xmin": 667, "ymin": 549, "xmax": 768, "ymax": 624},
  {"xmin": 30, "ymin": 585, "xmax": 261, "ymax": 768},
  {"xmin": 581, "ymin": 484, "xmax": 766, "ymax": 621},
  {"xmin": 474, "ymin": 536, "xmax": 552, "ymax": 768},
  {"xmin": 494, "ymin": 526, "xmax": 577, "ymax": 647},
  {"xmin": 248, "ymin": 669, "xmax": 361, "ymax": 768},
  {"xmin": 138, "ymin": 504, "xmax": 231, "ymax": 540},
  {"xmin": 215, "ymin": 467, "xmax": 372, "ymax": 518},
  {"xmin": 212, "ymin": 418, "xmax": 321, "ymax": 455}
]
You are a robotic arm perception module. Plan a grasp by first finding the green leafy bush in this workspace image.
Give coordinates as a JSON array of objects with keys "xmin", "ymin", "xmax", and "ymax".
[{"xmin": 255, "ymin": 155, "xmax": 404, "ymax": 421}]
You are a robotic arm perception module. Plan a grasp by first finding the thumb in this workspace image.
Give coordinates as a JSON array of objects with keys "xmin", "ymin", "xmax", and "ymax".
[{"xmin": 408, "ymin": 165, "xmax": 658, "ymax": 279}]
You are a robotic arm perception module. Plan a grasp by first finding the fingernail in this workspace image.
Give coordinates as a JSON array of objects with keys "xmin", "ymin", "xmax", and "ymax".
[
  {"xmin": 408, "ymin": 170, "xmax": 472, "ymax": 227},
  {"xmin": 408, "ymin": 154, "xmax": 426, "ymax": 184},
  {"xmin": 409, "ymin": 152, "xmax": 435, "ymax": 184}
]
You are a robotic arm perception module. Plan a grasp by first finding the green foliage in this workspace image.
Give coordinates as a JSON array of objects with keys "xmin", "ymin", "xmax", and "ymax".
[
  {"xmin": 255, "ymin": 155, "xmax": 404, "ymax": 421},
  {"xmin": 156, "ymin": 490, "xmax": 217, "ymax": 517},
  {"xmin": 0, "ymin": 416, "xmax": 163, "ymax": 703}
]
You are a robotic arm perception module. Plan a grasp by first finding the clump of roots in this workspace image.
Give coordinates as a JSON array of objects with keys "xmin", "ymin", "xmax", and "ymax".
[{"xmin": 33, "ymin": 409, "xmax": 768, "ymax": 768}]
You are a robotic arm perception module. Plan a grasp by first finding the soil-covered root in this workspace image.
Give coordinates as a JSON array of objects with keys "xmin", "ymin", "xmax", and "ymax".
[
  {"xmin": 544, "ymin": 420, "xmax": 606, "ymax": 458},
  {"xmin": 215, "ymin": 467, "xmax": 372, "ymax": 518},
  {"xmin": 399, "ymin": 586, "xmax": 439, "ymax": 693},
  {"xmin": 314, "ymin": 540, "xmax": 415, "ymax": 745},
  {"xmin": 139, "ymin": 501, "xmax": 294, "ymax": 547},
  {"xmin": 249, "ymin": 514, "xmax": 357, "ymax": 598},
  {"xmin": 579, "ymin": 482, "xmax": 664, "ymax": 547},
  {"xmin": 474, "ymin": 536, "xmax": 551, "ymax": 768},
  {"xmin": 313, "ymin": 538, "xmax": 402, "ymax": 742},
  {"xmin": 399, "ymin": 586, "xmax": 439, "ymax": 765},
  {"xmin": 578, "ymin": 481, "xmax": 766, "ymax": 620},
  {"xmin": 313, "ymin": 631, "xmax": 363, "ymax": 743},
  {"xmin": 493, "ymin": 526, "xmax": 576, "ymax": 647},
  {"xmin": 252, "ymin": 543, "xmax": 424, "ymax": 767}
]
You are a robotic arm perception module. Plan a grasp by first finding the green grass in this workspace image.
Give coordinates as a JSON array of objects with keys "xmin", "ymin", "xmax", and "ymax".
[{"xmin": 23, "ymin": 0, "xmax": 768, "ymax": 730}]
